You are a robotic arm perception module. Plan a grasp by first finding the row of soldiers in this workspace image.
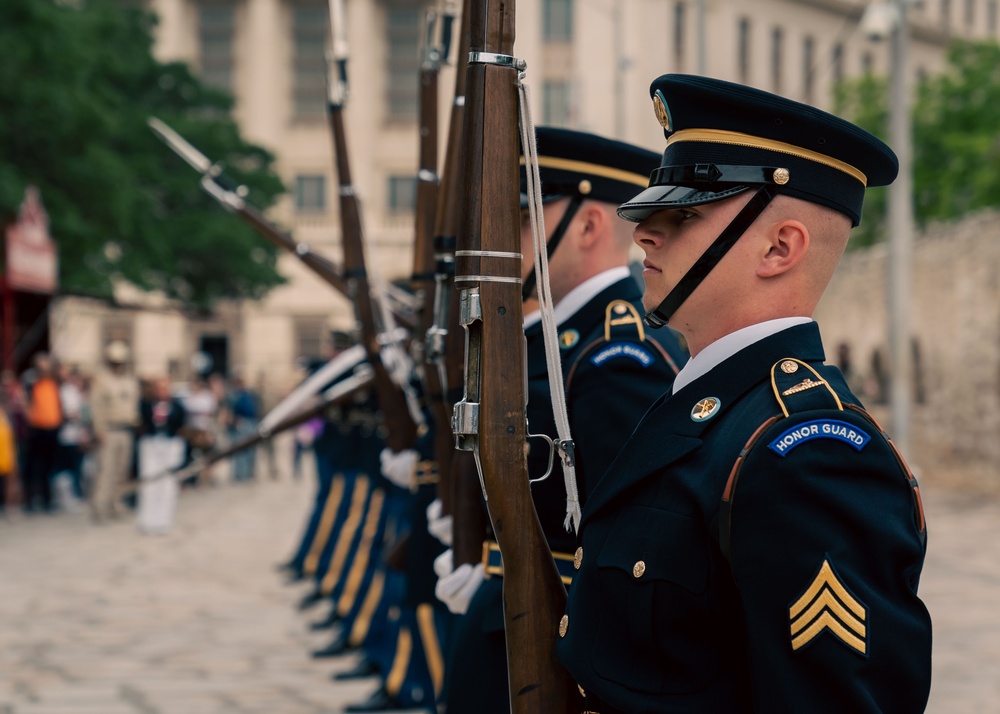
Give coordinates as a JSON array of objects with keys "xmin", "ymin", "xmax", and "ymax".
[{"xmin": 269, "ymin": 73, "xmax": 932, "ymax": 714}]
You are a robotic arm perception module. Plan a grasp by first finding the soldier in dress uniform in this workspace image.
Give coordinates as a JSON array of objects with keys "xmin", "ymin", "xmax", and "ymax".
[
  {"xmin": 556, "ymin": 75, "xmax": 932, "ymax": 713},
  {"xmin": 438, "ymin": 127, "xmax": 688, "ymax": 713}
]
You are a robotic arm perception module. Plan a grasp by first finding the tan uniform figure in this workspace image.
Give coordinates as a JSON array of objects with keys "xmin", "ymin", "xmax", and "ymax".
[{"xmin": 89, "ymin": 342, "xmax": 139, "ymax": 521}]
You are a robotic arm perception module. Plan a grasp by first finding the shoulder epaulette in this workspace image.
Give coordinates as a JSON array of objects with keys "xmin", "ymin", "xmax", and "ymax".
[
  {"xmin": 770, "ymin": 358, "xmax": 842, "ymax": 416},
  {"xmin": 604, "ymin": 299, "xmax": 646, "ymax": 342}
]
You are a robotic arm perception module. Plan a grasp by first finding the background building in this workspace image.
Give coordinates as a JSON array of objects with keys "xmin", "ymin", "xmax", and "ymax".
[{"xmin": 56, "ymin": 0, "xmax": 990, "ymax": 392}]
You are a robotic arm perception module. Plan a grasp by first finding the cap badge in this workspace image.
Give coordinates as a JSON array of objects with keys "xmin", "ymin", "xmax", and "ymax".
[
  {"xmin": 559, "ymin": 329, "xmax": 580, "ymax": 350},
  {"xmin": 773, "ymin": 168, "xmax": 790, "ymax": 185},
  {"xmin": 691, "ymin": 397, "xmax": 721, "ymax": 422},
  {"xmin": 653, "ymin": 89, "xmax": 672, "ymax": 131}
]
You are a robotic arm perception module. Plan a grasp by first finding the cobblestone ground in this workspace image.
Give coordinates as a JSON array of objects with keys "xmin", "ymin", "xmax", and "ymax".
[{"xmin": 0, "ymin": 473, "xmax": 996, "ymax": 713}]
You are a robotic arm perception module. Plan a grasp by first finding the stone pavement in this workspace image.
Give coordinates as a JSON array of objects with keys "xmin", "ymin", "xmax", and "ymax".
[{"xmin": 0, "ymin": 474, "xmax": 997, "ymax": 713}]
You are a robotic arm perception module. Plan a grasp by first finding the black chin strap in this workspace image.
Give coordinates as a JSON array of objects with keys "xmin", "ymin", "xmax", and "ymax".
[
  {"xmin": 522, "ymin": 195, "xmax": 584, "ymax": 302},
  {"xmin": 645, "ymin": 185, "xmax": 779, "ymax": 328}
]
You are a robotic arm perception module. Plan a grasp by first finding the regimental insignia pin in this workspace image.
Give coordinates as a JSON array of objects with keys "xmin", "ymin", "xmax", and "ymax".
[
  {"xmin": 780, "ymin": 360, "xmax": 799, "ymax": 374},
  {"xmin": 691, "ymin": 397, "xmax": 721, "ymax": 422},
  {"xmin": 559, "ymin": 329, "xmax": 580, "ymax": 350},
  {"xmin": 789, "ymin": 558, "xmax": 868, "ymax": 657}
]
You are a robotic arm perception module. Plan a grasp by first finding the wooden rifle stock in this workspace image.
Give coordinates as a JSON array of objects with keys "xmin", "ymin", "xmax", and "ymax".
[
  {"xmin": 454, "ymin": 1, "xmax": 578, "ymax": 711},
  {"xmin": 327, "ymin": 106, "xmax": 419, "ymax": 454},
  {"xmin": 424, "ymin": 0, "xmax": 487, "ymax": 568}
]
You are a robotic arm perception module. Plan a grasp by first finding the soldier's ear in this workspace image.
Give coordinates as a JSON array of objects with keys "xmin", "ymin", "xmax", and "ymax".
[
  {"xmin": 576, "ymin": 201, "xmax": 606, "ymax": 249},
  {"xmin": 757, "ymin": 219, "xmax": 809, "ymax": 278}
]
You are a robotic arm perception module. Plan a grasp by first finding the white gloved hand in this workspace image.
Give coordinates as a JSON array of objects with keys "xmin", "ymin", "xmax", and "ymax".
[
  {"xmin": 434, "ymin": 552, "xmax": 486, "ymax": 616},
  {"xmin": 433, "ymin": 548, "xmax": 454, "ymax": 580},
  {"xmin": 426, "ymin": 497, "xmax": 454, "ymax": 546},
  {"xmin": 380, "ymin": 448, "xmax": 418, "ymax": 489}
]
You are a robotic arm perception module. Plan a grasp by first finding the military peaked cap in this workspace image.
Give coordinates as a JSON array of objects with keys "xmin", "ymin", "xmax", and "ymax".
[
  {"xmin": 619, "ymin": 75, "xmax": 899, "ymax": 226},
  {"xmin": 521, "ymin": 126, "xmax": 661, "ymax": 206}
]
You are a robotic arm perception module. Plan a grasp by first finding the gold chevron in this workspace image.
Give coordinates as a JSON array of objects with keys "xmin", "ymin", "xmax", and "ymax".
[
  {"xmin": 788, "ymin": 559, "xmax": 868, "ymax": 655},
  {"xmin": 781, "ymin": 377, "xmax": 826, "ymax": 396}
]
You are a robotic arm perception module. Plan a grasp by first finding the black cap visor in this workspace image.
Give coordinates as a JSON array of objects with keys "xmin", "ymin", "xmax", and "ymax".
[{"xmin": 618, "ymin": 184, "xmax": 751, "ymax": 222}]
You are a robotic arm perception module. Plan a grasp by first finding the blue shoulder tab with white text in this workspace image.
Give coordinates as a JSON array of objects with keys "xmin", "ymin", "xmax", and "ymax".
[
  {"xmin": 590, "ymin": 342, "xmax": 655, "ymax": 368},
  {"xmin": 768, "ymin": 419, "xmax": 871, "ymax": 457}
]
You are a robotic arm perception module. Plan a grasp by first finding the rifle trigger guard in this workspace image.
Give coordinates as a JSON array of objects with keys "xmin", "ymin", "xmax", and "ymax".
[
  {"xmin": 468, "ymin": 51, "xmax": 527, "ymax": 71},
  {"xmin": 526, "ymin": 432, "xmax": 557, "ymax": 485}
]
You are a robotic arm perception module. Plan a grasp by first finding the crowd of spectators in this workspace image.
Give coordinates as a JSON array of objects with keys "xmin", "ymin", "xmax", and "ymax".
[{"xmin": 0, "ymin": 349, "xmax": 267, "ymax": 521}]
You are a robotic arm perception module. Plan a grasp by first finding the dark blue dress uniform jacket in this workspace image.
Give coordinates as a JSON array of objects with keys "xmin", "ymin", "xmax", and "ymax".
[
  {"xmin": 444, "ymin": 276, "xmax": 686, "ymax": 713},
  {"xmin": 557, "ymin": 322, "xmax": 932, "ymax": 714}
]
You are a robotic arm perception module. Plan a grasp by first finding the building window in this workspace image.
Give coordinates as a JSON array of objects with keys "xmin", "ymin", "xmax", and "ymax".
[
  {"xmin": 832, "ymin": 43, "xmax": 844, "ymax": 83},
  {"xmin": 941, "ymin": 0, "xmax": 952, "ymax": 29},
  {"xmin": 388, "ymin": 175, "xmax": 417, "ymax": 213},
  {"xmin": 862, "ymin": 51, "xmax": 873, "ymax": 74},
  {"xmin": 674, "ymin": 2, "xmax": 686, "ymax": 70},
  {"xmin": 802, "ymin": 35, "xmax": 815, "ymax": 104},
  {"xmin": 989, "ymin": 0, "xmax": 998, "ymax": 34},
  {"xmin": 198, "ymin": 3, "xmax": 235, "ymax": 92},
  {"xmin": 770, "ymin": 26, "xmax": 783, "ymax": 94},
  {"xmin": 386, "ymin": 7, "xmax": 420, "ymax": 120},
  {"xmin": 543, "ymin": 80, "xmax": 571, "ymax": 125},
  {"xmin": 295, "ymin": 175, "xmax": 326, "ymax": 213},
  {"xmin": 294, "ymin": 317, "xmax": 326, "ymax": 363},
  {"xmin": 292, "ymin": 4, "xmax": 328, "ymax": 120},
  {"xmin": 737, "ymin": 18, "xmax": 751, "ymax": 84},
  {"xmin": 543, "ymin": 0, "xmax": 573, "ymax": 41},
  {"xmin": 964, "ymin": 0, "xmax": 975, "ymax": 27}
]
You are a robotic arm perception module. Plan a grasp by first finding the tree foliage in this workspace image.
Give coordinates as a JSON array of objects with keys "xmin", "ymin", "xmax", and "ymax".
[
  {"xmin": 834, "ymin": 40, "xmax": 1000, "ymax": 248},
  {"xmin": 0, "ymin": 0, "xmax": 286, "ymax": 308}
]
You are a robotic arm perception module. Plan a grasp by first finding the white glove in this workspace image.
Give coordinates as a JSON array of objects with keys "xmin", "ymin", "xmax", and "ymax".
[
  {"xmin": 434, "ymin": 549, "xmax": 485, "ymax": 616},
  {"xmin": 380, "ymin": 448, "xmax": 418, "ymax": 489},
  {"xmin": 426, "ymin": 497, "xmax": 454, "ymax": 546}
]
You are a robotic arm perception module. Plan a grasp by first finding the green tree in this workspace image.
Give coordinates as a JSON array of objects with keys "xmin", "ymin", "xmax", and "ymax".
[
  {"xmin": 0, "ymin": 0, "xmax": 286, "ymax": 308},
  {"xmin": 834, "ymin": 40, "xmax": 1000, "ymax": 247}
]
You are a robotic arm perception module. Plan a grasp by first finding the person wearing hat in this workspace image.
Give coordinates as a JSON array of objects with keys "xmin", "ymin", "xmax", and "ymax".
[
  {"xmin": 556, "ymin": 75, "xmax": 932, "ymax": 712},
  {"xmin": 89, "ymin": 340, "xmax": 140, "ymax": 522},
  {"xmin": 436, "ymin": 127, "xmax": 688, "ymax": 713}
]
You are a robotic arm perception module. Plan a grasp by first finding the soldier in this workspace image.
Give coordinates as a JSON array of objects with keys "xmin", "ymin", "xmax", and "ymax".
[
  {"xmin": 89, "ymin": 341, "xmax": 140, "ymax": 522},
  {"xmin": 438, "ymin": 127, "xmax": 688, "ymax": 713},
  {"xmin": 556, "ymin": 75, "xmax": 932, "ymax": 712}
]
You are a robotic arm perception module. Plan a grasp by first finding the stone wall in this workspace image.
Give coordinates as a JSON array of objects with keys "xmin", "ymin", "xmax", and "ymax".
[{"xmin": 814, "ymin": 210, "xmax": 1000, "ymax": 492}]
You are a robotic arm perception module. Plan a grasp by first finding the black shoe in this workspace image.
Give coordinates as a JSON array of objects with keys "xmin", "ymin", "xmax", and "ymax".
[
  {"xmin": 332, "ymin": 658, "xmax": 380, "ymax": 681},
  {"xmin": 298, "ymin": 589, "xmax": 325, "ymax": 611},
  {"xmin": 275, "ymin": 560, "xmax": 298, "ymax": 573},
  {"xmin": 310, "ymin": 608, "xmax": 342, "ymax": 631},
  {"xmin": 285, "ymin": 571, "xmax": 306, "ymax": 585},
  {"xmin": 311, "ymin": 634, "xmax": 356, "ymax": 659},
  {"xmin": 344, "ymin": 687, "xmax": 404, "ymax": 712}
]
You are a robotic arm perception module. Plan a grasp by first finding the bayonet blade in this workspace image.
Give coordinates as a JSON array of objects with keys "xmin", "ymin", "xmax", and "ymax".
[{"xmin": 147, "ymin": 117, "xmax": 214, "ymax": 174}]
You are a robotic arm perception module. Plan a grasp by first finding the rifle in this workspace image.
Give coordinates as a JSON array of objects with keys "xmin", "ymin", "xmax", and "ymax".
[
  {"xmin": 131, "ymin": 364, "xmax": 374, "ymax": 488},
  {"xmin": 325, "ymin": 0, "xmax": 421, "ymax": 454},
  {"xmin": 147, "ymin": 118, "xmax": 349, "ymax": 299},
  {"xmin": 452, "ymin": 1, "xmax": 578, "ymax": 711},
  {"xmin": 423, "ymin": 0, "xmax": 487, "ymax": 569}
]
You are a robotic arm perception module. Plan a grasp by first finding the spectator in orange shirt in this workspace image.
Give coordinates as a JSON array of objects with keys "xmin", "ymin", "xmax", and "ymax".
[{"xmin": 23, "ymin": 352, "xmax": 62, "ymax": 513}]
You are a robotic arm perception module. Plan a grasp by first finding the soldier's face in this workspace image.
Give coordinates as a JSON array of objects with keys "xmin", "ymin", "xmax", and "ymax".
[{"xmin": 632, "ymin": 192, "xmax": 754, "ymax": 328}]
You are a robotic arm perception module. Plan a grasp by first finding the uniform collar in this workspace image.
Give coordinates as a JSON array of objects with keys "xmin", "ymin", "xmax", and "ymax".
[
  {"xmin": 671, "ymin": 317, "xmax": 813, "ymax": 394},
  {"xmin": 523, "ymin": 266, "xmax": 631, "ymax": 330}
]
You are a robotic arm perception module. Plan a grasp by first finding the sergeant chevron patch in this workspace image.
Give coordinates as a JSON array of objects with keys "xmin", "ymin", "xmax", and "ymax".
[{"xmin": 789, "ymin": 558, "xmax": 868, "ymax": 657}]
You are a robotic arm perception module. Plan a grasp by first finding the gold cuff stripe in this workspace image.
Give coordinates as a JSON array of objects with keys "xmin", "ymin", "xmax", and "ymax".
[
  {"xmin": 417, "ymin": 603, "xmax": 445, "ymax": 697},
  {"xmin": 336, "ymin": 489, "xmax": 385, "ymax": 615},
  {"xmin": 790, "ymin": 588, "xmax": 867, "ymax": 637},
  {"xmin": 303, "ymin": 475, "xmax": 346, "ymax": 575},
  {"xmin": 384, "ymin": 626, "xmax": 413, "ymax": 697},
  {"xmin": 320, "ymin": 475, "xmax": 370, "ymax": 594},
  {"xmin": 520, "ymin": 156, "xmax": 651, "ymax": 188},
  {"xmin": 791, "ymin": 611, "xmax": 867, "ymax": 654},
  {"xmin": 482, "ymin": 541, "xmax": 574, "ymax": 585},
  {"xmin": 789, "ymin": 561, "xmax": 865, "ymax": 619},
  {"xmin": 667, "ymin": 128, "xmax": 868, "ymax": 186}
]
